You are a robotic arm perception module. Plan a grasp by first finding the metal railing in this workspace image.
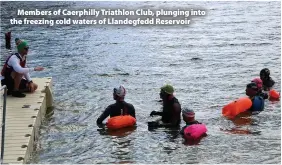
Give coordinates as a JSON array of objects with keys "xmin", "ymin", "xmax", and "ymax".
[{"xmin": 0, "ymin": 85, "xmax": 7, "ymax": 164}]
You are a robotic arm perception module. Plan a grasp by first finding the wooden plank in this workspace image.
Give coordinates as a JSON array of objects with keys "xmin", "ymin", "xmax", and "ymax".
[{"xmin": 0, "ymin": 77, "xmax": 52, "ymax": 164}]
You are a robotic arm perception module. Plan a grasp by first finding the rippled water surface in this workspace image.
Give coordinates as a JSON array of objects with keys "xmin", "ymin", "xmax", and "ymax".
[{"xmin": 0, "ymin": 1, "xmax": 281, "ymax": 164}]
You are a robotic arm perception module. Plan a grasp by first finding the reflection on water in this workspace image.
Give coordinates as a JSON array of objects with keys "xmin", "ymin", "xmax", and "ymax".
[
  {"xmin": 97, "ymin": 127, "xmax": 137, "ymax": 163},
  {"xmin": 220, "ymin": 114, "xmax": 262, "ymax": 135},
  {"xmin": 231, "ymin": 116, "xmax": 252, "ymax": 126},
  {"xmin": 97, "ymin": 126, "xmax": 137, "ymax": 137},
  {"xmin": 184, "ymin": 134, "xmax": 208, "ymax": 146}
]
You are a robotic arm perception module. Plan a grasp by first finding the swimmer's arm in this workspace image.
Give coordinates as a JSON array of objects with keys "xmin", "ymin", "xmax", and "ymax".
[
  {"xmin": 129, "ymin": 105, "xmax": 136, "ymax": 118},
  {"xmin": 263, "ymin": 78, "xmax": 275, "ymax": 91},
  {"xmin": 156, "ymin": 111, "xmax": 163, "ymax": 116},
  {"xmin": 96, "ymin": 106, "xmax": 111, "ymax": 125},
  {"xmin": 269, "ymin": 78, "xmax": 275, "ymax": 87},
  {"xmin": 150, "ymin": 111, "xmax": 163, "ymax": 116}
]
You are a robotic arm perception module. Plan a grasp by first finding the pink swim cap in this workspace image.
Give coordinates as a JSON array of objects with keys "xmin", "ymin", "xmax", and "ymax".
[{"xmin": 251, "ymin": 78, "xmax": 263, "ymax": 90}]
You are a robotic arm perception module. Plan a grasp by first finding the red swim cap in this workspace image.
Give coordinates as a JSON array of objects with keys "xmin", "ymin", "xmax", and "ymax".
[{"xmin": 252, "ymin": 78, "xmax": 263, "ymax": 90}]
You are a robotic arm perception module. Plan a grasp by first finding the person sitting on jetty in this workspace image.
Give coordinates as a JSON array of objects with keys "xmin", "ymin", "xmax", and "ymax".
[
  {"xmin": 1, "ymin": 38, "xmax": 44, "ymax": 97},
  {"xmin": 96, "ymin": 85, "xmax": 136, "ymax": 126},
  {"xmin": 149, "ymin": 84, "xmax": 181, "ymax": 128}
]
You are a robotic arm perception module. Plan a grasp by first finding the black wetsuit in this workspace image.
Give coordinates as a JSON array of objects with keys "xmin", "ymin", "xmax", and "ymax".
[
  {"xmin": 180, "ymin": 120, "xmax": 201, "ymax": 136},
  {"xmin": 96, "ymin": 101, "xmax": 136, "ymax": 125},
  {"xmin": 262, "ymin": 77, "xmax": 275, "ymax": 91},
  {"xmin": 162, "ymin": 97, "xmax": 181, "ymax": 125},
  {"xmin": 148, "ymin": 97, "xmax": 181, "ymax": 128}
]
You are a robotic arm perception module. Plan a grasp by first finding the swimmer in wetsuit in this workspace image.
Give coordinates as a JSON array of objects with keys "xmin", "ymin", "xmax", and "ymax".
[
  {"xmin": 251, "ymin": 78, "xmax": 268, "ymax": 99},
  {"xmin": 260, "ymin": 68, "xmax": 275, "ymax": 91},
  {"xmin": 245, "ymin": 82, "xmax": 264, "ymax": 112},
  {"xmin": 96, "ymin": 85, "xmax": 136, "ymax": 127},
  {"xmin": 149, "ymin": 84, "xmax": 181, "ymax": 128},
  {"xmin": 179, "ymin": 109, "xmax": 202, "ymax": 136}
]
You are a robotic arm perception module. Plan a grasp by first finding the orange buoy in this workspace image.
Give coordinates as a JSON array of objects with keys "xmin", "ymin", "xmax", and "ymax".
[
  {"xmin": 106, "ymin": 115, "xmax": 136, "ymax": 129},
  {"xmin": 222, "ymin": 97, "xmax": 252, "ymax": 119},
  {"xmin": 269, "ymin": 89, "xmax": 280, "ymax": 100}
]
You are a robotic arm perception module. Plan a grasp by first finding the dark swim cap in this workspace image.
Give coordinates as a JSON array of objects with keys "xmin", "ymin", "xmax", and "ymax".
[
  {"xmin": 260, "ymin": 68, "xmax": 270, "ymax": 77},
  {"xmin": 246, "ymin": 82, "xmax": 258, "ymax": 91}
]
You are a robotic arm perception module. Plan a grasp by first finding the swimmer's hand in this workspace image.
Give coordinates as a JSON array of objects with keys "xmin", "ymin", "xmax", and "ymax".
[
  {"xmin": 150, "ymin": 111, "xmax": 157, "ymax": 116},
  {"xmin": 148, "ymin": 121, "xmax": 159, "ymax": 127},
  {"xmin": 97, "ymin": 123, "xmax": 105, "ymax": 128},
  {"xmin": 150, "ymin": 111, "xmax": 163, "ymax": 116}
]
